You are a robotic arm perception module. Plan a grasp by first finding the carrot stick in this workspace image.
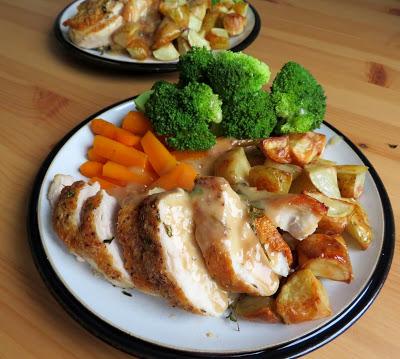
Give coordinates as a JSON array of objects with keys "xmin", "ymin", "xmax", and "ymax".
[
  {"xmin": 171, "ymin": 150, "xmax": 208, "ymax": 161},
  {"xmin": 87, "ymin": 147, "xmax": 107, "ymax": 163},
  {"xmin": 80, "ymin": 161, "xmax": 103, "ymax": 178},
  {"xmin": 93, "ymin": 135, "xmax": 148, "ymax": 168},
  {"xmin": 141, "ymin": 131, "xmax": 177, "ymax": 176},
  {"xmin": 103, "ymin": 161, "xmax": 154, "ymax": 186},
  {"xmin": 150, "ymin": 162, "xmax": 197, "ymax": 191},
  {"xmin": 90, "ymin": 177, "xmax": 118, "ymax": 190},
  {"xmin": 122, "ymin": 111, "xmax": 152, "ymax": 135},
  {"xmin": 91, "ymin": 118, "xmax": 141, "ymax": 147}
]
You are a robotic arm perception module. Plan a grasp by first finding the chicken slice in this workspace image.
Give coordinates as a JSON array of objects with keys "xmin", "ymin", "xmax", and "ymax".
[
  {"xmin": 258, "ymin": 194, "xmax": 328, "ymax": 240},
  {"xmin": 77, "ymin": 190, "xmax": 133, "ymax": 288},
  {"xmin": 52, "ymin": 180, "xmax": 100, "ymax": 252},
  {"xmin": 191, "ymin": 177, "xmax": 280, "ymax": 296},
  {"xmin": 47, "ymin": 174, "xmax": 75, "ymax": 208},
  {"xmin": 64, "ymin": 0, "xmax": 124, "ymax": 49},
  {"xmin": 133, "ymin": 189, "xmax": 229, "ymax": 315}
]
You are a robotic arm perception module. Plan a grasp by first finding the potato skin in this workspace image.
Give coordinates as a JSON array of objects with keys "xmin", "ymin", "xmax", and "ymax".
[
  {"xmin": 345, "ymin": 200, "xmax": 372, "ymax": 249},
  {"xmin": 259, "ymin": 136, "xmax": 291, "ymax": 163},
  {"xmin": 336, "ymin": 165, "xmax": 368, "ymax": 199},
  {"xmin": 276, "ymin": 269, "xmax": 332, "ymax": 324},
  {"xmin": 316, "ymin": 215, "xmax": 348, "ymax": 235},
  {"xmin": 289, "ymin": 132, "xmax": 326, "ymax": 166},
  {"xmin": 248, "ymin": 166, "xmax": 292, "ymax": 193},
  {"xmin": 214, "ymin": 147, "xmax": 251, "ymax": 185},
  {"xmin": 235, "ymin": 296, "xmax": 281, "ymax": 323},
  {"xmin": 297, "ymin": 234, "xmax": 353, "ymax": 283}
]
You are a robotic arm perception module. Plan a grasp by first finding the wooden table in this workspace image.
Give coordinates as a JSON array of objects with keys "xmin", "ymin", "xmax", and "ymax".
[{"xmin": 0, "ymin": 0, "xmax": 399, "ymax": 358}]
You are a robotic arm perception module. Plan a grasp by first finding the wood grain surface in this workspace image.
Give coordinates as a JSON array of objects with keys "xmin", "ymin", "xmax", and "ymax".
[{"xmin": 0, "ymin": 0, "xmax": 399, "ymax": 358}]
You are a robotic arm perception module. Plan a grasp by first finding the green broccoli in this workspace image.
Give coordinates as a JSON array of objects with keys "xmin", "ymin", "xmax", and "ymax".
[
  {"xmin": 178, "ymin": 47, "xmax": 214, "ymax": 86},
  {"xmin": 271, "ymin": 61, "xmax": 326, "ymax": 134},
  {"xmin": 220, "ymin": 90, "xmax": 277, "ymax": 139},
  {"xmin": 144, "ymin": 81, "xmax": 221, "ymax": 150},
  {"xmin": 207, "ymin": 50, "xmax": 271, "ymax": 99}
]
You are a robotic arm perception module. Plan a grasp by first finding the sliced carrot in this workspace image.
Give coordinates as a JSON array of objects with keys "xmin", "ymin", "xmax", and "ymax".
[
  {"xmin": 171, "ymin": 150, "xmax": 208, "ymax": 161},
  {"xmin": 122, "ymin": 111, "xmax": 152, "ymax": 135},
  {"xmin": 141, "ymin": 131, "xmax": 177, "ymax": 176},
  {"xmin": 87, "ymin": 147, "xmax": 107, "ymax": 163},
  {"xmin": 90, "ymin": 177, "xmax": 118, "ymax": 190},
  {"xmin": 80, "ymin": 161, "xmax": 103, "ymax": 178},
  {"xmin": 91, "ymin": 118, "xmax": 141, "ymax": 147},
  {"xmin": 150, "ymin": 162, "xmax": 197, "ymax": 191},
  {"xmin": 103, "ymin": 161, "xmax": 154, "ymax": 186},
  {"xmin": 93, "ymin": 135, "xmax": 148, "ymax": 168}
]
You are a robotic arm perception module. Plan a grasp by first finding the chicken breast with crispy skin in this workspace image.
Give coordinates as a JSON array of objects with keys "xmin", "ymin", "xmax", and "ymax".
[
  {"xmin": 52, "ymin": 180, "xmax": 100, "ymax": 252},
  {"xmin": 64, "ymin": 0, "xmax": 124, "ymax": 49},
  {"xmin": 78, "ymin": 189, "xmax": 133, "ymax": 288},
  {"xmin": 47, "ymin": 174, "xmax": 75, "ymax": 208},
  {"xmin": 191, "ymin": 177, "xmax": 280, "ymax": 296},
  {"xmin": 129, "ymin": 189, "xmax": 229, "ymax": 316}
]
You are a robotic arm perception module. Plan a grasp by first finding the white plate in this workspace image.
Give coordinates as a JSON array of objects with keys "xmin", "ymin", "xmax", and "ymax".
[
  {"xmin": 28, "ymin": 98, "xmax": 394, "ymax": 358},
  {"xmin": 54, "ymin": 0, "xmax": 261, "ymax": 72}
]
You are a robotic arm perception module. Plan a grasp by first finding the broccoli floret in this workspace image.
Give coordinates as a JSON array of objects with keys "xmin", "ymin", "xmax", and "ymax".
[
  {"xmin": 180, "ymin": 82, "xmax": 222, "ymax": 123},
  {"xmin": 207, "ymin": 51, "xmax": 271, "ymax": 99},
  {"xmin": 271, "ymin": 61, "xmax": 326, "ymax": 134},
  {"xmin": 220, "ymin": 91, "xmax": 277, "ymax": 139},
  {"xmin": 178, "ymin": 47, "xmax": 214, "ymax": 86},
  {"xmin": 144, "ymin": 80, "xmax": 220, "ymax": 151}
]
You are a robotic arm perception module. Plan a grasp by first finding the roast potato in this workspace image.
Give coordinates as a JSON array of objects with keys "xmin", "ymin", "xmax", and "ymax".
[
  {"xmin": 297, "ymin": 234, "xmax": 353, "ymax": 282},
  {"xmin": 248, "ymin": 166, "xmax": 292, "ymax": 193},
  {"xmin": 304, "ymin": 192, "xmax": 354, "ymax": 217},
  {"xmin": 276, "ymin": 269, "xmax": 332, "ymax": 324},
  {"xmin": 152, "ymin": 17, "xmax": 181, "ymax": 50},
  {"xmin": 214, "ymin": 147, "xmax": 251, "ymax": 185},
  {"xmin": 316, "ymin": 215, "xmax": 348, "ymax": 235},
  {"xmin": 344, "ymin": 199, "xmax": 372, "ymax": 249},
  {"xmin": 259, "ymin": 136, "xmax": 291, "ymax": 163},
  {"xmin": 264, "ymin": 159, "xmax": 302, "ymax": 180},
  {"xmin": 336, "ymin": 165, "xmax": 368, "ymax": 199},
  {"xmin": 233, "ymin": 2, "xmax": 249, "ymax": 16},
  {"xmin": 289, "ymin": 132, "xmax": 326, "ymax": 166},
  {"xmin": 235, "ymin": 296, "xmax": 281, "ymax": 323},
  {"xmin": 126, "ymin": 38, "xmax": 150, "ymax": 60},
  {"xmin": 223, "ymin": 13, "xmax": 246, "ymax": 36},
  {"xmin": 201, "ymin": 10, "xmax": 219, "ymax": 33},
  {"xmin": 159, "ymin": 3, "xmax": 190, "ymax": 28},
  {"xmin": 205, "ymin": 28, "xmax": 230, "ymax": 49},
  {"xmin": 187, "ymin": 29, "xmax": 211, "ymax": 49},
  {"xmin": 153, "ymin": 42, "xmax": 180, "ymax": 61},
  {"xmin": 176, "ymin": 36, "xmax": 191, "ymax": 55}
]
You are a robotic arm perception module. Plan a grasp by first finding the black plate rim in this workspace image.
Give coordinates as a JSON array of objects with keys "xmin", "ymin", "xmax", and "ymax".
[
  {"xmin": 53, "ymin": 0, "xmax": 261, "ymax": 73},
  {"xmin": 27, "ymin": 96, "xmax": 395, "ymax": 359}
]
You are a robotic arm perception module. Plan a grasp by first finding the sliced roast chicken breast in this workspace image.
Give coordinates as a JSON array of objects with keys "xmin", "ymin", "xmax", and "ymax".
[
  {"xmin": 78, "ymin": 189, "xmax": 133, "ymax": 288},
  {"xmin": 191, "ymin": 177, "xmax": 280, "ymax": 296},
  {"xmin": 258, "ymin": 194, "xmax": 328, "ymax": 240},
  {"xmin": 52, "ymin": 180, "xmax": 100, "ymax": 252},
  {"xmin": 64, "ymin": 0, "xmax": 124, "ymax": 49},
  {"xmin": 132, "ymin": 189, "xmax": 229, "ymax": 316},
  {"xmin": 47, "ymin": 174, "xmax": 75, "ymax": 208}
]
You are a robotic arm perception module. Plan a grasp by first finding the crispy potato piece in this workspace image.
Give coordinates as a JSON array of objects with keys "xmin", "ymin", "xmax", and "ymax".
[
  {"xmin": 336, "ymin": 165, "xmax": 368, "ymax": 199},
  {"xmin": 202, "ymin": 10, "xmax": 221, "ymax": 35},
  {"xmin": 205, "ymin": 28, "xmax": 230, "ymax": 49},
  {"xmin": 187, "ymin": 29, "xmax": 211, "ymax": 49},
  {"xmin": 249, "ymin": 166, "xmax": 292, "ymax": 194},
  {"xmin": 176, "ymin": 36, "xmax": 191, "ymax": 55},
  {"xmin": 153, "ymin": 17, "xmax": 181, "ymax": 50},
  {"xmin": 153, "ymin": 42, "xmax": 180, "ymax": 61},
  {"xmin": 126, "ymin": 38, "xmax": 150, "ymax": 60},
  {"xmin": 188, "ymin": 14, "xmax": 203, "ymax": 32},
  {"xmin": 260, "ymin": 136, "xmax": 291, "ymax": 163},
  {"xmin": 223, "ymin": 13, "xmax": 246, "ymax": 36},
  {"xmin": 233, "ymin": 2, "xmax": 249, "ymax": 16},
  {"xmin": 159, "ymin": 3, "xmax": 190, "ymax": 28},
  {"xmin": 276, "ymin": 269, "xmax": 332, "ymax": 324},
  {"xmin": 264, "ymin": 159, "xmax": 302, "ymax": 180},
  {"xmin": 253, "ymin": 215, "xmax": 293, "ymax": 276},
  {"xmin": 344, "ymin": 199, "xmax": 372, "ymax": 249},
  {"xmin": 297, "ymin": 234, "xmax": 353, "ymax": 282},
  {"xmin": 289, "ymin": 133, "xmax": 326, "ymax": 166},
  {"xmin": 214, "ymin": 147, "xmax": 251, "ymax": 185},
  {"xmin": 112, "ymin": 23, "xmax": 140, "ymax": 48},
  {"xmin": 291, "ymin": 164, "xmax": 341, "ymax": 198},
  {"xmin": 235, "ymin": 296, "xmax": 281, "ymax": 323},
  {"xmin": 189, "ymin": 0, "xmax": 209, "ymax": 21}
]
